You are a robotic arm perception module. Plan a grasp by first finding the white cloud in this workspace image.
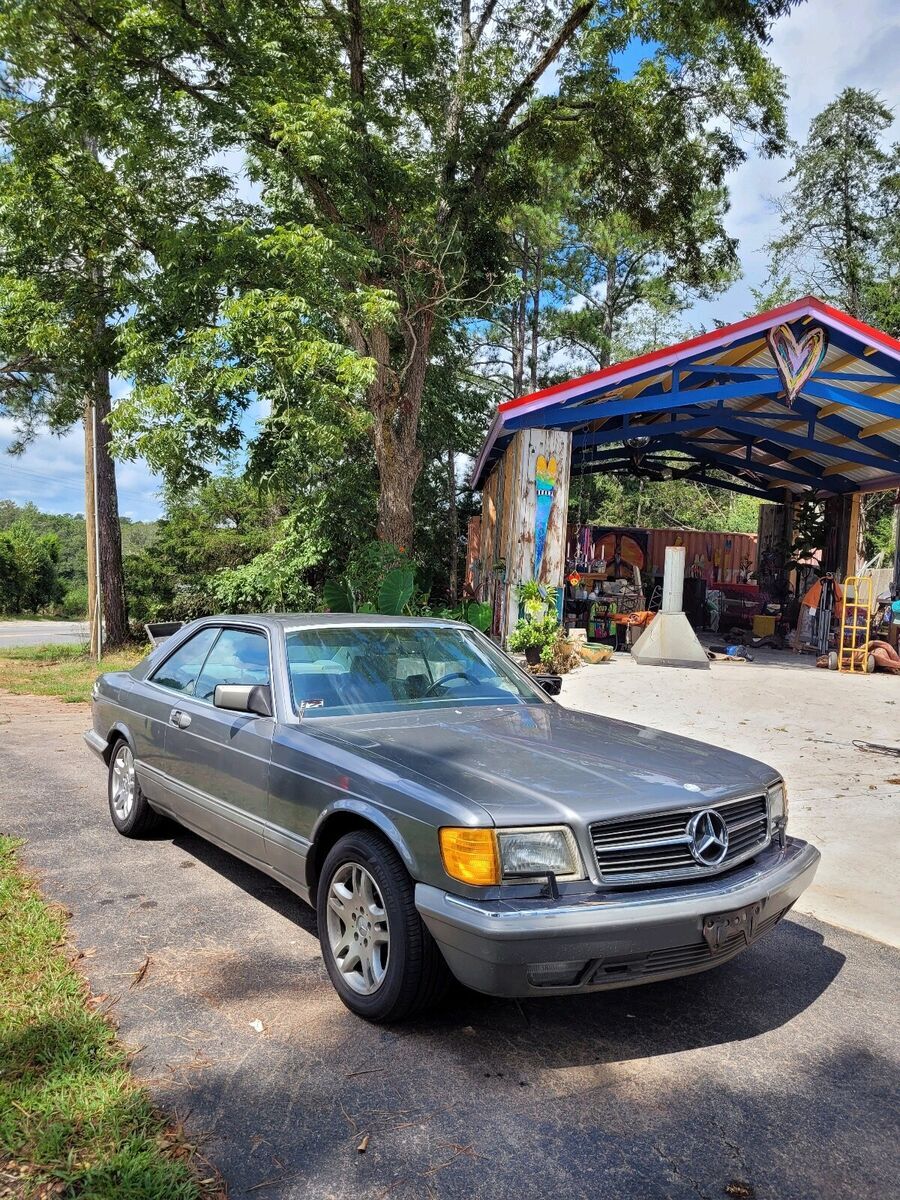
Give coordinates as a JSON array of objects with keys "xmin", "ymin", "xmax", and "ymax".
[
  {"xmin": 0, "ymin": 417, "xmax": 164, "ymax": 522},
  {"xmin": 688, "ymin": 0, "xmax": 900, "ymax": 329}
]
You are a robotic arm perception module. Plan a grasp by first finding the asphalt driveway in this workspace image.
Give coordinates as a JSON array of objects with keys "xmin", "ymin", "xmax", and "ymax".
[{"xmin": 1, "ymin": 691, "xmax": 897, "ymax": 1200}]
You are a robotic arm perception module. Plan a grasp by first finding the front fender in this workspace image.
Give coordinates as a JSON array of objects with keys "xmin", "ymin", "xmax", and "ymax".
[{"xmin": 310, "ymin": 797, "xmax": 420, "ymax": 879}]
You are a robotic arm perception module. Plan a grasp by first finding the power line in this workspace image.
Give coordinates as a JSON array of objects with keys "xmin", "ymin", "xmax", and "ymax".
[{"xmin": 0, "ymin": 458, "xmax": 158, "ymax": 499}]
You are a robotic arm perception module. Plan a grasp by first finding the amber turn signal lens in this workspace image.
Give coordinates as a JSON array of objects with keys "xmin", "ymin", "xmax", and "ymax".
[{"xmin": 439, "ymin": 827, "xmax": 500, "ymax": 886}]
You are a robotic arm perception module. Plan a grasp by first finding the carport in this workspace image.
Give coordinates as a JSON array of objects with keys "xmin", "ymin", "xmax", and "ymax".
[{"xmin": 470, "ymin": 296, "xmax": 900, "ymax": 641}]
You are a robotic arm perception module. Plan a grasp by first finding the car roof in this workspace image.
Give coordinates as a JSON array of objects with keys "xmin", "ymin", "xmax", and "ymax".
[{"xmin": 199, "ymin": 613, "xmax": 466, "ymax": 631}]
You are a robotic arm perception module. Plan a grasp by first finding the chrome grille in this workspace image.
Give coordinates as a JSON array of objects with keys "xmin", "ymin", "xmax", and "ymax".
[{"xmin": 589, "ymin": 793, "xmax": 769, "ymax": 884}]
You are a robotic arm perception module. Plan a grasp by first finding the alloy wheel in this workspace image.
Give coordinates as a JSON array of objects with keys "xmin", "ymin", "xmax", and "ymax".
[
  {"xmin": 325, "ymin": 861, "xmax": 390, "ymax": 995},
  {"xmin": 111, "ymin": 744, "xmax": 136, "ymax": 822}
]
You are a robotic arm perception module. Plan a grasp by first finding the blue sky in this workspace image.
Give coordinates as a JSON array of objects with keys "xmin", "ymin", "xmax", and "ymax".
[{"xmin": 1, "ymin": 0, "xmax": 897, "ymax": 523}]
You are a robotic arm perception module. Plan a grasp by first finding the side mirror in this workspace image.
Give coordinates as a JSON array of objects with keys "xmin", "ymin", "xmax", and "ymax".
[
  {"xmin": 534, "ymin": 674, "xmax": 562, "ymax": 696},
  {"xmin": 213, "ymin": 683, "xmax": 274, "ymax": 717}
]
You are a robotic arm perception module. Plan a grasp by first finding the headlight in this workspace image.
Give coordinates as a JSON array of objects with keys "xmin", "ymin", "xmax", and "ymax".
[
  {"xmin": 439, "ymin": 825, "xmax": 584, "ymax": 885},
  {"xmin": 498, "ymin": 827, "xmax": 583, "ymax": 881},
  {"xmin": 439, "ymin": 827, "xmax": 500, "ymax": 885},
  {"xmin": 768, "ymin": 781, "xmax": 788, "ymax": 825}
]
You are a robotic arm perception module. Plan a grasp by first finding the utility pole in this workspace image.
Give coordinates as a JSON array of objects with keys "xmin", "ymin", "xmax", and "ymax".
[{"xmin": 83, "ymin": 398, "xmax": 102, "ymax": 660}]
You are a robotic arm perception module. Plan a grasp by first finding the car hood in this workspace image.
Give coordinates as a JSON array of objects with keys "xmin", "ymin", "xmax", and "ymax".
[{"xmin": 308, "ymin": 703, "xmax": 778, "ymax": 826}]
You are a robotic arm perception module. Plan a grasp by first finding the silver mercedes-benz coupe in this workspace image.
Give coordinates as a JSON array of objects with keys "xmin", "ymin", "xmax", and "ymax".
[{"xmin": 86, "ymin": 614, "xmax": 819, "ymax": 1021}]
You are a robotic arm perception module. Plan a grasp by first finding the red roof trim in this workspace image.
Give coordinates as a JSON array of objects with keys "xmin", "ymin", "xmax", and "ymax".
[{"xmin": 498, "ymin": 295, "xmax": 900, "ymax": 416}]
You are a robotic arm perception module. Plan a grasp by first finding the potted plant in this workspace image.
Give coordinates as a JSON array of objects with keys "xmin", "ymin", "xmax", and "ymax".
[
  {"xmin": 516, "ymin": 580, "xmax": 558, "ymax": 622},
  {"xmin": 508, "ymin": 615, "xmax": 559, "ymax": 664}
]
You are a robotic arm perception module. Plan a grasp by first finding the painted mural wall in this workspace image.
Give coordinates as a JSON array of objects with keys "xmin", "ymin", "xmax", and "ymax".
[
  {"xmin": 567, "ymin": 526, "xmax": 757, "ymax": 585},
  {"xmin": 467, "ymin": 518, "xmax": 758, "ymax": 593}
]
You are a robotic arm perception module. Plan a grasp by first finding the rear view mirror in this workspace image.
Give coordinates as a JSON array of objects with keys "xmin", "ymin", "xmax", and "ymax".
[
  {"xmin": 213, "ymin": 683, "xmax": 274, "ymax": 717},
  {"xmin": 534, "ymin": 674, "xmax": 562, "ymax": 696}
]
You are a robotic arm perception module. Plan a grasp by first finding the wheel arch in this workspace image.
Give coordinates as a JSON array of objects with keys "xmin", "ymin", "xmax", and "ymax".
[
  {"xmin": 307, "ymin": 801, "xmax": 417, "ymax": 902},
  {"xmin": 103, "ymin": 723, "xmax": 136, "ymax": 764}
]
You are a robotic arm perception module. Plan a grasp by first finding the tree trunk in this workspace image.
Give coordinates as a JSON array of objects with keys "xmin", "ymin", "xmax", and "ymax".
[
  {"xmin": 600, "ymin": 256, "xmax": 617, "ymax": 369},
  {"xmin": 529, "ymin": 247, "xmax": 542, "ymax": 392},
  {"xmin": 367, "ymin": 309, "xmax": 433, "ymax": 549},
  {"xmin": 447, "ymin": 441, "xmax": 458, "ymax": 603},
  {"xmin": 92, "ymin": 356, "xmax": 129, "ymax": 646}
]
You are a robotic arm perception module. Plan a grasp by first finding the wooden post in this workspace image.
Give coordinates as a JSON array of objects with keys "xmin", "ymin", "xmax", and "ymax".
[
  {"xmin": 83, "ymin": 399, "xmax": 101, "ymax": 660},
  {"xmin": 487, "ymin": 428, "xmax": 572, "ymax": 643},
  {"xmin": 823, "ymin": 493, "xmax": 862, "ymax": 581},
  {"xmin": 844, "ymin": 492, "xmax": 862, "ymax": 579}
]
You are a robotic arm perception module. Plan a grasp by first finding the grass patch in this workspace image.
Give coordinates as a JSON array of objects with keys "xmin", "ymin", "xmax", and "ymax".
[
  {"xmin": 0, "ymin": 836, "xmax": 219, "ymax": 1199},
  {"xmin": 0, "ymin": 645, "xmax": 146, "ymax": 704}
]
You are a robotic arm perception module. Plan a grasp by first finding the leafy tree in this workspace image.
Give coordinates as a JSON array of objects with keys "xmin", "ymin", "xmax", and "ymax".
[
  {"xmin": 0, "ymin": 521, "xmax": 62, "ymax": 612},
  {"xmin": 209, "ymin": 522, "xmax": 323, "ymax": 614},
  {"xmin": 0, "ymin": 9, "xmax": 226, "ymax": 643},
  {"xmin": 767, "ymin": 87, "xmax": 898, "ymax": 320},
  {"xmin": 766, "ymin": 88, "xmax": 900, "ymax": 567},
  {"xmin": 546, "ymin": 194, "xmax": 738, "ymax": 374},
  {"xmin": 0, "ymin": 533, "xmax": 16, "ymax": 612},
  {"xmin": 0, "ymin": 499, "xmax": 158, "ymax": 615},
  {"xmin": 570, "ymin": 468, "xmax": 760, "ymax": 535},
  {"xmin": 24, "ymin": 0, "xmax": 796, "ymax": 554},
  {"xmin": 124, "ymin": 477, "xmax": 281, "ymax": 622}
]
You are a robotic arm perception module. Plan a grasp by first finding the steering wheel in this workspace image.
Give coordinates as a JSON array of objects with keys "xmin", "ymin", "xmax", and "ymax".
[{"xmin": 424, "ymin": 670, "xmax": 480, "ymax": 697}]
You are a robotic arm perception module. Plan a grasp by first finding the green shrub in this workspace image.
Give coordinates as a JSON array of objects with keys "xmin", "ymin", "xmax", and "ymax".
[
  {"xmin": 61, "ymin": 584, "xmax": 88, "ymax": 618},
  {"xmin": 508, "ymin": 615, "xmax": 559, "ymax": 654}
]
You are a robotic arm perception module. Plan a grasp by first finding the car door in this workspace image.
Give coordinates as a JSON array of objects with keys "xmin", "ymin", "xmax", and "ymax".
[
  {"xmin": 161, "ymin": 625, "xmax": 274, "ymax": 867},
  {"xmin": 135, "ymin": 625, "xmax": 221, "ymax": 808}
]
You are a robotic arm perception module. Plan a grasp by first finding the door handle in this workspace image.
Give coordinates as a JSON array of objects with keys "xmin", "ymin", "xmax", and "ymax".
[{"xmin": 169, "ymin": 709, "xmax": 192, "ymax": 730}]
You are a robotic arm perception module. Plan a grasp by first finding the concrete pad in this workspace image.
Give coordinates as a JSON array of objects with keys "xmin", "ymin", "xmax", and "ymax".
[{"xmin": 560, "ymin": 649, "xmax": 900, "ymax": 948}]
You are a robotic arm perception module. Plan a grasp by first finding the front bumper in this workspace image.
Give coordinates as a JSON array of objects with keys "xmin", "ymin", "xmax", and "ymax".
[{"xmin": 416, "ymin": 837, "xmax": 820, "ymax": 997}]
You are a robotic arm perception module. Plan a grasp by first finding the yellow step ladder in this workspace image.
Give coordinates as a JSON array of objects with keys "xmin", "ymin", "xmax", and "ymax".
[{"xmin": 838, "ymin": 576, "xmax": 874, "ymax": 674}]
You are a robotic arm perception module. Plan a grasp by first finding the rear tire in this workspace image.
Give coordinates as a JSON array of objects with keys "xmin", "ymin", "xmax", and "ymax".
[
  {"xmin": 107, "ymin": 739, "xmax": 163, "ymax": 837},
  {"xmin": 317, "ymin": 830, "xmax": 451, "ymax": 1021}
]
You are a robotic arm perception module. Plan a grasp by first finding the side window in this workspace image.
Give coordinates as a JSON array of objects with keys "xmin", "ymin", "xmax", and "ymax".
[
  {"xmin": 194, "ymin": 629, "xmax": 270, "ymax": 703},
  {"xmin": 150, "ymin": 627, "xmax": 219, "ymax": 695}
]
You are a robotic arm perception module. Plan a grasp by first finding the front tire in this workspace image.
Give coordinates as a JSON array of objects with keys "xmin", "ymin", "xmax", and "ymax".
[
  {"xmin": 107, "ymin": 740, "xmax": 162, "ymax": 837},
  {"xmin": 317, "ymin": 830, "xmax": 450, "ymax": 1021}
]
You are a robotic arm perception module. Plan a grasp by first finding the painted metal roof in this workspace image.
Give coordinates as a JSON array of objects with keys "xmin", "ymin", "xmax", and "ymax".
[{"xmin": 471, "ymin": 296, "xmax": 900, "ymax": 500}]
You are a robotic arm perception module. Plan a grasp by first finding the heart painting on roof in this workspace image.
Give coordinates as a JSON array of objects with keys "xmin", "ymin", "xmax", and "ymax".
[{"xmin": 767, "ymin": 323, "xmax": 828, "ymax": 405}]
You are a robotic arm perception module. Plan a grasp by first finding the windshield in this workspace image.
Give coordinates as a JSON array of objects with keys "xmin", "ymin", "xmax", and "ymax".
[{"xmin": 284, "ymin": 624, "xmax": 547, "ymax": 717}]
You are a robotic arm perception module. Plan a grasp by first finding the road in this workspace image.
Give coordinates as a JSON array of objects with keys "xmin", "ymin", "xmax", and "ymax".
[
  {"xmin": 0, "ymin": 690, "xmax": 897, "ymax": 1200},
  {"xmin": 0, "ymin": 619, "xmax": 89, "ymax": 647}
]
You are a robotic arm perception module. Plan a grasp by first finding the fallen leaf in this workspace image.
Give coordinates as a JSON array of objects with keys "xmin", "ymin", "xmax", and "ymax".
[
  {"xmin": 725, "ymin": 1182, "xmax": 755, "ymax": 1199},
  {"xmin": 357, "ymin": 1134, "xmax": 370, "ymax": 1153},
  {"xmin": 130, "ymin": 955, "xmax": 151, "ymax": 988}
]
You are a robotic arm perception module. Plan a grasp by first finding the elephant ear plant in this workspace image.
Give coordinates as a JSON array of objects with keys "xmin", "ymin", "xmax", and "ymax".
[
  {"xmin": 324, "ymin": 567, "xmax": 415, "ymax": 615},
  {"xmin": 324, "ymin": 564, "xmax": 493, "ymax": 632}
]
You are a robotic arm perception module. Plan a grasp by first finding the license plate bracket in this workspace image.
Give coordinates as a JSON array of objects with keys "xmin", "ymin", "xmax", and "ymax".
[{"xmin": 702, "ymin": 901, "xmax": 763, "ymax": 950}]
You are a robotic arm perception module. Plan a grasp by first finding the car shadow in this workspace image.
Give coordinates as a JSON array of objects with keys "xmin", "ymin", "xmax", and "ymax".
[
  {"xmin": 167, "ymin": 825, "xmax": 845, "ymax": 1069},
  {"xmin": 170, "ymin": 825, "xmax": 319, "ymax": 935}
]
